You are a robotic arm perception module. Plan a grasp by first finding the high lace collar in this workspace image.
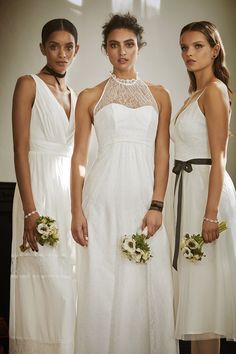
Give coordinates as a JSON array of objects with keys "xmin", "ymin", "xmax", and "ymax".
[{"xmin": 110, "ymin": 72, "xmax": 139, "ymax": 86}]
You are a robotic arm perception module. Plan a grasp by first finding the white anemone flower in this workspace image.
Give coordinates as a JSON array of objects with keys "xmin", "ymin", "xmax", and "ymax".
[
  {"xmin": 122, "ymin": 237, "xmax": 136, "ymax": 254},
  {"xmin": 41, "ymin": 234, "xmax": 49, "ymax": 240},
  {"xmin": 37, "ymin": 223, "xmax": 50, "ymax": 236},
  {"xmin": 186, "ymin": 238, "xmax": 199, "ymax": 250},
  {"xmin": 182, "ymin": 247, "xmax": 193, "ymax": 259}
]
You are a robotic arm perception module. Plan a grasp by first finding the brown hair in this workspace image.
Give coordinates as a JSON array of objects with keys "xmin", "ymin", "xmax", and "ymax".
[{"xmin": 102, "ymin": 13, "xmax": 146, "ymax": 50}]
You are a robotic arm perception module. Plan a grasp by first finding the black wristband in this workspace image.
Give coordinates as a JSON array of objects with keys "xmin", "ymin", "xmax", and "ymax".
[
  {"xmin": 149, "ymin": 206, "xmax": 162, "ymax": 212},
  {"xmin": 149, "ymin": 200, "xmax": 164, "ymax": 212}
]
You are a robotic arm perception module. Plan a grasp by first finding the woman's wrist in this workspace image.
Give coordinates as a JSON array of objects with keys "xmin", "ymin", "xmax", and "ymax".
[
  {"xmin": 203, "ymin": 216, "xmax": 218, "ymax": 224},
  {"xmin": 203, "ymin": 208, "xmax": 218, "ymax": 223},
  {"xmin": 72, "ymin": 206, "xmax": 84, "ymax": 217},
  {"xmin": 149, "ymin": 200, "xmax": 164, "ymax": 212},
  {"xmin": 24, "ymin": 210, "xmax": 38, "ymax": 219}
]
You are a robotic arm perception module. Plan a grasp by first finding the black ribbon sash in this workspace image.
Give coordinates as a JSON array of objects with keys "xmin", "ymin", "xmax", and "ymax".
[{"xmin": 172, "ymin": 158, "xmax": 212, "ymax": 270}]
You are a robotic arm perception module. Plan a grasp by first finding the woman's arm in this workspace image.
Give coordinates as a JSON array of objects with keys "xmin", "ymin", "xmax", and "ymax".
[
  {"xmin": 152, "ymin": 86, "xmax": 171, "ymax": 201},
  {"xmin": 12, "ymin": 75, "xmax": 39, "ymax": 251},
  {"xmin": 142, "ymin": 85, "xmax": 171, "ymax": 236},
  {"xmin": 200, "ymin": 83, "xmax": 229, "ymax": 243},
  {"xmin": 70, "ymin": 89, "xmax": 93, "ymax": 247}
]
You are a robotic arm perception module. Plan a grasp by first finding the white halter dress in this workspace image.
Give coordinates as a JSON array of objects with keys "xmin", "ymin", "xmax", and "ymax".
[{"xmin": 75, "ymin": 75, "xmax": 178, "ymax": 354}]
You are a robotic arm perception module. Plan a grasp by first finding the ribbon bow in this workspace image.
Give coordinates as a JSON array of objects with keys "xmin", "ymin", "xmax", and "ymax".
[
  {"xmin": 172, "ymin": 160, "xmax": 193, "ymax": 192},
  {"xmin": 172, "ymin": 158, "xmax": 212, "ymax": 270}
]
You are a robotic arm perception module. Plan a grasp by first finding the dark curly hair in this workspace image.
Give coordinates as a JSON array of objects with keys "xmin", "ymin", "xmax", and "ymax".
[
  {"xmin": 102, "ymin": 13, "xmax": 146, "ymax": 49},
  {"xmin": 180, "ymin": 21, "xmax": 231, "ymax": 94}
]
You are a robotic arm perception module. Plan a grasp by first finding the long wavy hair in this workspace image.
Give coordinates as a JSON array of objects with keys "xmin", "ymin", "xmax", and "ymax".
[{"xmin": 180, "ymin": 21, "xmax": 231, "ymax": 96}]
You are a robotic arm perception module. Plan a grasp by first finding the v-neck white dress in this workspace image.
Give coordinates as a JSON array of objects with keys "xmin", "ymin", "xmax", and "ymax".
[
  {"xmin": 9, "ymin": 75, "xmax": 77, "ymax": 354},
  {"xmin": 169, "ymin": 85, "xmax": 236, "ymax": 341}
]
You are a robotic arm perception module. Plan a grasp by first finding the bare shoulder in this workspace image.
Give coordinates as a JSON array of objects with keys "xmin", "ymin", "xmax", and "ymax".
[
  {"xmin": 14, "ymin": 75, "xmax": 35, "ymax": 93},
  {"xmin": 77, "ymin": 79, "xmax": 108, "ymax": 105},
  {"xmin": 203, "ymin": 81, "xmax": 229, "ymax": 104},
  {"xmin": 147, "ymin": 82, "xmax": 170, "ymax": 99},
  {"xmin": 146, "ymin": 82, "xmax": 171, "ymax": 110},
  {"xmin": 199, "ymin": 81, "xmax": 230, "ymax": 123},
  {"xmin": 13, "ymin": 75, "xmax": 36, "ymax": 107}
]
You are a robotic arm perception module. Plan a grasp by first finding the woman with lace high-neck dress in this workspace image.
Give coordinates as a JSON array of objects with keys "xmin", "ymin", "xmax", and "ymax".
[
  {"xmin": 71, "ymin": 13, "xmax": 178, "ymax": 354},
  {"xmin": 169, "ymin": 21, "xmax": 236, "ymax": 354},
  {"xmin": 10, "ymin": 19, "xmax": 79, "ymax": 354}
]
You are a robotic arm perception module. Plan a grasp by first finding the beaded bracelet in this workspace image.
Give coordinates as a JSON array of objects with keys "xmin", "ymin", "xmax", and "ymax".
[
  {"xmin": 203, "ymin": 217, "xmax": 218, "ymax": 224},
  {"xmin": 149, "ymin": 200, "xmax": 164, "ymax": 212},
  {"xmin": 24, "ymin": 210, "xmax": 38, "ymax": 219}
]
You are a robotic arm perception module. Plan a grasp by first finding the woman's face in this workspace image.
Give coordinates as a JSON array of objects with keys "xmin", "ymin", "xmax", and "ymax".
[
  {"xmin": 180, "ymin": 30, "xmax": 218, "ymax": 73},
  {"xmin": 106, "ymin": 28, "xmax": 139, "ymax": 73},
  {"xmin": 40, "ymin": 30, "xmax": 79, "ymax": 73}
]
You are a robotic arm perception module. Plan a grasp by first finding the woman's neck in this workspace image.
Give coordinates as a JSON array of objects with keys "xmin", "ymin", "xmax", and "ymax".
[
  {"xmin": 112, "ymin": 69, "xmax": 137, "ymax": 80},
  {"xmin": 194, "ymin": 69, "xmax": 217, "ymax": 90},
  {"xmin": 41, "ymin": 65, "xmax": 67, "ymax": 89},
  {"xmin": 39, "ymin": 71, "xmax": 67, "ymax": 91}
]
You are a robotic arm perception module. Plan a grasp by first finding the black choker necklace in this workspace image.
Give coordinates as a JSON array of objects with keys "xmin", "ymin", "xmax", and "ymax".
[{"xmin": 42, "ymin": 65, "xmax": 66, "ymax": 86}]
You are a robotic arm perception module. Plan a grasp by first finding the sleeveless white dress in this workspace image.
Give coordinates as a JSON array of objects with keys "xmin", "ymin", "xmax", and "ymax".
[
  {"xmin": 10, "ymin": 75, "xmax": 77, "ymax": 354},
  {"xmin": 75, "ymin": 75, "xmax": 178, "ymax": 354},
  {"xmin": 170, "ymin": 85, "xmax": 236, "ymax": 340}
]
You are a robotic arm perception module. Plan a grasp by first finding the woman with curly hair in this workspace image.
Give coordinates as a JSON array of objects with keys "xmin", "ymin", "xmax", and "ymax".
[{"xmin": 71, "ymin": 13, "xmax": 178, "ymax": 354}]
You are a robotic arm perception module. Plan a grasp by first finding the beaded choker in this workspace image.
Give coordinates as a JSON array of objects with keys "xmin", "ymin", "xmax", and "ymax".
[
  {"xmin": 110, "ymin": 72, "xmax": 139, "ymax": 85},
  {"xmin": 42, "ymin": 65, "xmax": 66, "ymax": 86}
]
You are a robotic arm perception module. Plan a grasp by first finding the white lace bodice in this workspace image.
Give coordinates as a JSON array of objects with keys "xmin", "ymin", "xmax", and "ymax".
[{"xmin": 94, "ymin": 74, "xmax": 158, "ymax": 116}]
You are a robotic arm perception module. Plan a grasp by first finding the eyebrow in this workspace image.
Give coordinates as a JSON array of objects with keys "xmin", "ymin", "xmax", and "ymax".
[
  {"xmin": 180, "ymin": 40, "xmax": 205, "ymax": 45},
  {"xmin": 108, "ymin": 39, "xmax": 135, "ymax": 43},
  {"xmin": 192, "ymin": 40, "xmax": 205, "ymax": 44},
  {"xmin": 48, "ymin": 41, "xmax": 74, "ymax": 45}
]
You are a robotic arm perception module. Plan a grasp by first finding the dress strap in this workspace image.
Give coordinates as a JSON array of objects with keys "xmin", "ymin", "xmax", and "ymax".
[
  {"xmin": 93, "ymin": 78, "xmax": 111, "ymax": 117},
  {"xmin": 195, "ymin": 87, "xmax": 207, "ymax": 101}
]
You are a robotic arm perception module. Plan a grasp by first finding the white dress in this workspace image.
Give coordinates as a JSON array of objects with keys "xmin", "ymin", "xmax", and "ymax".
[
  {"xmin": 170, "ymin": 85, "xmax": 236, "ymax": 340},
  {"xmin": 10, "ymin": 75, "xmax": 77, "ymax": 354},
  {"xmin": 75, "ymin": 75, "xmax": 178, "ymax": 354}
]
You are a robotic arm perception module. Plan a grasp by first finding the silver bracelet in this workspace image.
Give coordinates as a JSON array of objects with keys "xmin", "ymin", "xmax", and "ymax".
[
  {"xmin": 24, "ymin": 210, "xmax": 38, "ymax": 219},
  {"xmin": 203, "ymin": 217, "xmax": 218, "ymax": 224}
]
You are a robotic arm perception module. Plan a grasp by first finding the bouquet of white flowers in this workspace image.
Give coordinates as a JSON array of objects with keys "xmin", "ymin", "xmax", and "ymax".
[
  {"xmin": 121, "ymin": 229, "xmax": 152, "ymax": 264},
  {"xmin": 181, "ymin": 221, "xmax": 227, "ymax": 263},
  {"xmin": 20, "ymin": 215, "xmax": 59, "ymax": 252}
]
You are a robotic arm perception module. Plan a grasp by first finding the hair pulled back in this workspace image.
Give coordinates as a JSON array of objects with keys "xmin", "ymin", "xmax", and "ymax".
[{"xmin": 41, "ymin": 18, "xmax": 78, "ymax": 45}]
